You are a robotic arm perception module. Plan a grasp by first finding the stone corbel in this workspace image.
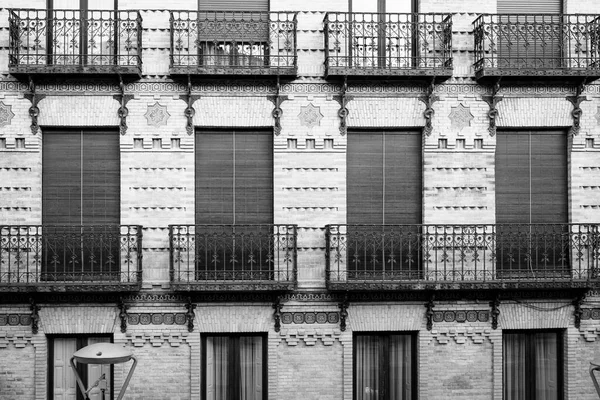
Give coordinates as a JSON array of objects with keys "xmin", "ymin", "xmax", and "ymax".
[
  {"xmin": 118, "ymin": 297, "xmax": 129, "ymax": 333},
  {"xmin": 113, "ymin": 75, "xmax": 133, "ymax": 135},
  {"xmin": 482, "ymin": 78, "xmax": 503, "ymax": 137},
  {"xmin": 339, "ymin": 295, "xmax": 349, "ymax": 332},
  {"xmin": 333, "ymin": 77, "xmax": 353, "ymax": 136},
  {"xmin": 273, "ymin": 296, "xmax": 283, "ymax": 332},
  {"xmin": 29, "ymin": 297, "xmax": 40, "ymax": 334},
  {"xmin": 490, "ymin": 294, "xmax": 500, "ymax": 330},
  {"xmin": 24, "ymin": 76, "xmax": 46, "ymax": 135},
  {"xmin": 267, "ymin": 77, "xmax": 289, "ymax": 136},
  {"xmin": 566, "ymin": 78, "xmax": 589, "ymax": 136},
  {"xmin": 425, "ymin": 294, "xmax": 435, "ymax": 331},
  {"xmin": 418, "ymin": 78, "xmax": 439, "ymax": 136},
  {"xmin": 185, "ymin": 297, "xmax": 196, "ymax": 332}
]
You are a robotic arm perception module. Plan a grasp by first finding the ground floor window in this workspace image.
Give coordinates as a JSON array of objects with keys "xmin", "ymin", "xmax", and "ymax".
[
  {"xmin": 48, "ymin": 335, "xmax": 112, "ymax": 400},
  {"xmin": 354, "ymin": 332, "xmax": 416, "ymax": 400},
  {"xmin": 202, "ymin": 333, "xmax": 267, "ymax": 400},
  {"xmin": 503, "ymin": 330, "xmax": 563, "ymax": 400}
]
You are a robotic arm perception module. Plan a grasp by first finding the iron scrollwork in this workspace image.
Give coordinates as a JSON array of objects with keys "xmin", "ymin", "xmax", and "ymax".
[
  {"xmin": 114, "ymin": 76, "xmax": 133, "ymax": 135},
  {"xmin": 425, "ymin": 294, "xmax": 435, "ymax": 331},
  {"xmin": 29, "ymin": 297, "xmax": 40, "ymax": 334},
  {"xmin": 566, "ymin": 78, "xmax": 589, "ymax": 136},
  {"xmin": 333, "ymin": 78, "xmax": 353, "ymax": 136},
  {"xmin": 24, "ymin": 77, "xmax": 45, "ymax": 135},
  {"xmin": 273, "ymin": 296, "xmax": 283, "ymax": 332},
  {"xmin": 482, "ymin": 78, "xmax": 502, "ymax": 137},
  {"xmin": 179, "ymin": 76, "xmax": 201, "ymax": 136},
  {"xmin": 185, "ymin": 297, "xmax": 196, "ymax": 332},
  {"xmin": 118, "ymin": 297, "xmax": 129, "ymax": 333},
  {"xmin": 418, "ymin": 78, "xmax": 439, "ymax": 136},
  {"xmin": 573, "ymin": 293, "xmax": 586, "ymax": 329},
  {"xmin": 338, "ymin": 295, "xmax": 349, "ymax": 331},
  {"xmin": 267, "ymin": 78, "xmax": 289, "ymax": 136},
  {"xmin": 490, "ymin": 295, "xmax": 500, "ymax": 330}
]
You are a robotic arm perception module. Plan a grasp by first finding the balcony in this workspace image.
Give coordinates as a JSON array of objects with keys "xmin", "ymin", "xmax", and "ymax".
[
  {"xmin": 169, "ymin": 224, "xmax": 297, "ymax": 291},
  {"xmin": 324, "ymin": 12, "xmax": 453, "ymax": 79},
  {"xmin": 0, "ymin": 225, "xmax": 143, "ymax": 292},
  {"xmin": 169, "ymin": 11, "xmax": 297, "ymax": 76},
  {"xmin": 325, "ymin": 224, "xmax": 600, "ymax": 291},
  {"xmin": 8, "ymin": 9, "xmax": 142, "ymax": 76},
  {"xmin": 473, "ymin": 14, "xmax": 600, "ymax": 81}
]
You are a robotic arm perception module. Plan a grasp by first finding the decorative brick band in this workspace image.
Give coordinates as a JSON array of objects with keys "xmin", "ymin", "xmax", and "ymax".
[
  {"xmin": 0, "ymin": 314, "xmax": 31, "ymax": 326},
  {"xmin": 281, "ymin": 312, "xmax": 340, "ymax": 325},
  {"xmin": 127, "ymin": 313, "xmax": 187, "ymax": 326},
  {"xmin": 581, "ymin": 308, "xmax": 600, "ymax": 320},
  {"xmin": 432, "ymin": 310, "xmax": 490, "ymax": 323},
  {"xmin": 279, "ymin": 329, "xmax": 342, "ymax": 346}
]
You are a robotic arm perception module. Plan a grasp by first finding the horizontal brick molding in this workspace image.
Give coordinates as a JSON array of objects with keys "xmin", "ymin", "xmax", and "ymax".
[
  {"xmin": 124, "ymin": 331, "xmax": 192, "ymax": 347},
  {"xmin": 431, "ymin": 327, "xmax": 493, "ymax": 345},
  {"xmin": 499, "ymin": 303, "xmax": 572, "ymax": 330},
  {"xmin": 278, "ymin": 328, "xmax": 342, "ymax": 346},
  {"xmin": 40, "ymin": 306, "xmax": 117, "ymax": 334}
]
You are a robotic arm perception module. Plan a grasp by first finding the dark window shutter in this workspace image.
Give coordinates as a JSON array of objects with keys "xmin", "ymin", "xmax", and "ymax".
[
  {"xmin": 495, "ymin": 130, "xmax": 567, "ymax": 224},
  {"xmin": 43, "ymin": 129, "xmax": 120, "ymax": 225},
  {"xmin": 497, "ymin": 0, "xmax": 562, "ymax": 13},
  {"xmin": 195, "ymin": 129, "xmax": 273, "ymax": 225},
  {"xmin": 199, "ymin": 0, "xmax": 268, "ymax": 12},
  {"xmin": 347, "ymin": 130, "xmax": 421, "ymax": 225}
]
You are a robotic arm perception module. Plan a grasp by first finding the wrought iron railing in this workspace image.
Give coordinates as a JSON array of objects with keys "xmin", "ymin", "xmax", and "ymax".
[
  {"xmin": 324, "ymin": 12, "xmax": 452, "ymax": 77},
  {"xmin": 325, "ymin": 224, "xmax": 600, "ymax": 290},
  {"xmin": 0, "ymin": 225, "xmax": 142, "ymax": 290},
  {"xmin": 169, "ymin": 224, "xmax": 297, "ymax": 291},
  {"xmin": 170, "ymin": 11, "xmax": 297, "ymax": 75},
  {"xmin": 473, "ymin": 14, "xmax": 600, "ymax": 79},
  {"xmin": 8, "ymin": 8, "xmax": 142, "ymax": 74}
]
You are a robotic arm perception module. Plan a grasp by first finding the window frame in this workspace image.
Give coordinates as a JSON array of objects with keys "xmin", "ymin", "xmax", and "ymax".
[
  {"xmin": 47, "ymin": 334, "xmax": 114, "ymax": 400},
  {"xmin": 353, "ymin": 331, "xmax": 418, "ymax": 400},
  {"xmin": 502, "ymin": 329, "xmax": 565, "ymax": 400},
  {"xmin": 201, "ymin": 332, "xmax": 268, "ymax": 400}
]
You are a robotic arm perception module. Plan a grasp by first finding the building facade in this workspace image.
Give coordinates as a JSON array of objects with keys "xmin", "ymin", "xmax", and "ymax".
[{"xmin": 1, "ymin": 0, "xmax": 600, "ymax": 399}]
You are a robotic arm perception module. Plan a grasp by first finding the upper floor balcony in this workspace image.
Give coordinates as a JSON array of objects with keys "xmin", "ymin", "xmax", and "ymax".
[
  {"xmin": 473, "ymin": 14, "xmax": 600, "ymax": 82},
  {"xmin": 8, "ymin": 8, "xmax": 142, "ymax": 77},
  {"xmin": 324, "ymin": 12, "xmax": 453, "ymax": 79},
  {"xmin": 0, "ymin": 225, "xmax": 143, "ymax": 292},
  {"xmin": 325, "ymin": 224, "xmax": 600, "ymax": 291},
  {"xmin": 169, "ymin": 224, "xmax": 297, "ymax": 291},
  {"xmin": 169, "ymin": 11, "xmax": 297, "ymax": 77}
]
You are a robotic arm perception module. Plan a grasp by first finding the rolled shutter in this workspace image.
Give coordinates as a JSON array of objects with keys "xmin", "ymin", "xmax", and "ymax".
[
  {"xmin": 199, "ymin": 0, "xmax": 268, "ymax": 12},
  {"xmin": 497, "ymin": 0, "xmax": 562, "ymax": 13},
  {"xmin": 195, "ymin": 129, "xmax": 273, "ymax": 225},
  {"xmin": 347, "ymin": 130, "xmax": 422, "ymax": 225}
]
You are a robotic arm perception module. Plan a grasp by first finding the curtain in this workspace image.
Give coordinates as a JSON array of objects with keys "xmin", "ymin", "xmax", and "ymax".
[
  {"xmin": 356, "ymin": 335, "xmax": 381, "ymax": 400},
  {"xmin": 389, "ymin": 335, "xmax": 412, "ymax": 400},
  {"xmin": 206, "ymin": 336, "xmax": 229, "ymax": 400},
  {"xmin": 535, "ymin": 333, "xmax": 558, "ymax": 400},
  {"xmin": 504, "ymin": 333, "xmax": 527, "ymax": 400},
  {"xmin": 240, "ymin": 336, "xmax": 263, "ymax": 400}
]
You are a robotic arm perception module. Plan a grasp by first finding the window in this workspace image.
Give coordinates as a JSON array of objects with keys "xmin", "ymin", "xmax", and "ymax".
[
  {"xmin": 47, "ymin": 0, "xmax": 119, "ymax": 66},
  {"xmin": 346, "ymin": 130, "xmax": 422, "ymax": 278},
  {"xmin": 503, "ymin": 330, "xmax": 563, "ymax": 400},
  {"xmin": 42, "ymin": 129, "xmax": 120, "ymax": 279},
  {"xmin": 354, "ymin": 332, "xmax": 416, "ymax": 400},
  {"xmin": 202, "ymin": 334, "xmax": 266, "ymax": 400},
  {"xmin": 495, "ymin": 130, "xmax": 568, "ymax": 276},
  {"xmin": 48, "ymin": 335, "xmax": 112, "ymax": 400}
]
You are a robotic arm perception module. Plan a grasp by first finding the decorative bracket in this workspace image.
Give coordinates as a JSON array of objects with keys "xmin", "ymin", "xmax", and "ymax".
[
  {"xmin": 425, "ymin": 294, "xmax": 435, "ymax": 331},
  {"xmin": 179, "ymin": 75, "xmax": 201, "ymax": 136},
  {"xmin": 117, "ymin": 297, "xmax": 129, "ymax": 333},
  {"xmin": 267, "ymin": 77, "xmax": 289, "ymax": 136},
  {"xmin": 339, "ymin": 295, "xmax": 349, "ymax": 332},
  {"xmin": 273, "ymin": 296, "xmax": 283, "ymax": 333},
  {"xmin": 482, "ymin": 78, "xmax": 503, "ymax": 137},
  {"xmin": 418, "ymin": 78, "xmax": 439, "ymax": 136},
  {"xmin": 490, "ymin": 294, "xmax": 500, "ymax": 330},
  {"xmin": 24, "ymin": 76, "xmax": 45, "ymax": 135},
  {"xmin": 185, "ymin": 297, "xmax": 196, "ymax": 332},
  {"xmin": 333, "ymin": 77, "xmax": 354, "ymax": 136},
  {"xmin": 573, "ymin": 293, "xmax": 586, "ymax": 329},
  {"xmin": 29, "ymin": 297, "xmax": 40, "ymax": 335},
  {"xmin": 566, "ymin": 78, "xmax": 589, "ymax": 136},
  {"xmin": 113, "ymin": 75, "xmax": 133, "ymax": 135}
]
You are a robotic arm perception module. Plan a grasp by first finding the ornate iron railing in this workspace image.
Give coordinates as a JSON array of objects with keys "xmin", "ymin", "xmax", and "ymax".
[
  {"xmin": 325, "ymin": 224, "xmax": 600, "ymax": 290},
  {"xmin": 8, "ymin": 8, "xmax": 142, "ymax": 75},
  {"xmin": 0, "ymin": 225, "xmax": 143, "ymax": 291},
  {"xmin": 170, "ymin": 11, "xmax": 297, "ymax": 75},
  {"xmin": 474, "ymin": 14, "xmax": 600, "ymax": 79},
  {"xmin": 324, "ymin": 12, "xmax": 453, "ymax": 77},
  {"xmin": 169, "ymin": 224, "xmax": 297, "ymax": 291}
]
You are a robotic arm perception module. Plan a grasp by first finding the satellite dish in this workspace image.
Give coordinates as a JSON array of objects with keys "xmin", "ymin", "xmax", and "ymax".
[{"xmin": 70, "ymin": 343, "xmax": 137, "ymax": 400}]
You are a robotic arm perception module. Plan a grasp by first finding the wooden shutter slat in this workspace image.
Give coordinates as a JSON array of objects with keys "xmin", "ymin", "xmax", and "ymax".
[
  {"xmin": 497, "ymin": 0, "xmax": 562, "ymax": 13},
  {"xmin": 199, "ymin": 0, "xmax": 268, "ymax": 12}
]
